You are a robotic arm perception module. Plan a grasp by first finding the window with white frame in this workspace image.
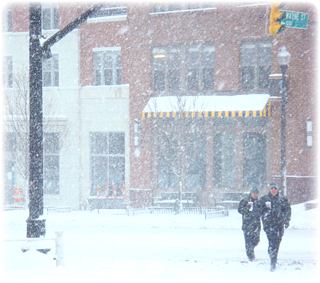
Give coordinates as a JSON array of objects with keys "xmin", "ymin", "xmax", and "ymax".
[
  {"xmin": 3, "ymin": 6, "xmax": 12, "ymax": 32},
  {"xmin": 240, "ymin": 42, "xmax": 272, "ymax": 90},
  {"xmin": 3, "ymin": 56, "xmax": 13, "ymax": 88},
  {"xmin": 42, "ymin": 4, "xmax": 59, "ymax": 30},
  {"xmin": 90, "ymin": 132, "xmax": 125, "ymax": 197},
  {"xmin": 152, "ymin": 44, "xmax": 215, "ymax": 93},
  {"xmin": 43, "ymin": 54, "xmax": 59, "ymax": 87},
  {"xmin": 93, "ymin": 49, "xmax": 121, "ymax": 86},
  {"xmin": 44, "ymin": 133, "xmax": 60, "ymax": 195}
]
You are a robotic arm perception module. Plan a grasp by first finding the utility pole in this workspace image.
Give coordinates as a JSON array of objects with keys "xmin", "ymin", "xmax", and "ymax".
[{"xmin": 27, "ymin": 3, "xmax": 102, "ymax": 238}]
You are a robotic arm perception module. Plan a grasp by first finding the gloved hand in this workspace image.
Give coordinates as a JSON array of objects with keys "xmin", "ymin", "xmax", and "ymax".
[{"xmin": 284, "ymin": 222, "xmax": 290, "ymax": 229}]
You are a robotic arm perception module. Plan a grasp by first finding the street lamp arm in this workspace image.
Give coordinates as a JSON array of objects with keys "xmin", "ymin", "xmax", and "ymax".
[{"xmin": 42, "ymin": 4, "xmax": 102, "ymax": 54}]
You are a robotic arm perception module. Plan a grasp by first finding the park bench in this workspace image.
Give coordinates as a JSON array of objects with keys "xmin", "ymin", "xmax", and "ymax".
[
  {"xmin": 87, "ymin": 197, "xmax": 126, "ymax": 212},
  {"xmin": 153, "ymin": 192, "xmax": 198, "ymax": 207}
]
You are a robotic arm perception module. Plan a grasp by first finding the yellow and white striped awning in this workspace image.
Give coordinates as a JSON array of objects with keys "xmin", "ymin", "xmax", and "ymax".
[{"xmin": 142, "ymin": 94, "xmax": 271, "ymax": 118}]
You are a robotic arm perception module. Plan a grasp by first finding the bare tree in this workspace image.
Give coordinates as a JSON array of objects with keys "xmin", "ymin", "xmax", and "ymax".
[
  {"xmin": 151, "ymin": 95, "xmax": 205, "ymax": 212},
  {"xmin": 4, "ymin": 71, "xmax": 69, "ymax": 201},
  {"xmin": 4, "ymin": 72, "xmax": 30, "ymax": 186}
]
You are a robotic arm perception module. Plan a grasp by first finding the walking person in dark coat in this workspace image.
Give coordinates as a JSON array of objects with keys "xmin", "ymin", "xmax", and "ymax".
[
  {"xmin": 238, "ymin": 187, "xmax": 261, "ymax": 261},
  {"xmin": 260, "ymin": 182, "xmax": 291, "ymax": 272}
]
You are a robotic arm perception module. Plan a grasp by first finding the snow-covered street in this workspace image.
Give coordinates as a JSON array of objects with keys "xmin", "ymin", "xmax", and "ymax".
[{"xmin": 2, "ymin": 203, "xmax": 318, "ymax": 282}]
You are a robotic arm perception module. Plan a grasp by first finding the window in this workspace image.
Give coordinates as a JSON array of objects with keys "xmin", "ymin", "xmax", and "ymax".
[
  {"xmin": 187, "ymin": 46, "xmax": 215, "ymax": 90},
  {"xmin": 152, "ymin": 44, "xmax": 215, "ymax": 93},
  {"xmin": 185, "ymin": 133, "xmax": 206, "ymax": 190},
  {"xmin": 157, "ymin": 133, "xmax": 178, "ymax": 189},
  {"xmin": 42, "ymin": 4, "xmax": 59, "ymax": 30},
  {"xmin": 157, "ymin": 132, "xmax": 206, "ymax": 190},
  {"xmin": 4, "ymin": 133, "xmax": 16, "ymax": 204},
  {"xmin": 213, "ymin": 132, "xmax": 236, "ymax": 187},
  {"xmin": 167, "ymin": 46, "xmax": 181, "ymax": 90},
  {"xmin": 44, "ymin": 133, "xmax": 60, "ymax": 195},
  {"xmin": 90, "ymin": 132, "xmax": 125, "ymax": 197},
  {"xmin": 243, "ymin": 133, "xmax": 266, "ymax": 188},
  {"xmin": 3, "ymin": 56, "xmax": 13, "ymax": 88},
  {"xmin": 3, "ymin": 6, "xmax": 12, "ymax": 32},
  {"xmin": 93, "ymin": 50, "xmax": 121, "ymax": 86},
  {"xmin": 240, "ymin": 42, "xmax": 272, "ymax": 90},
  {"xmin": 152, "ymin": 3, "xmax": 215, "ymax": 13},
  {"xmin": 89, "ymin": 3, "xmax": 127, "ymax": 18},
  {"xmin": 43, "ymin": 54, "xmax": 59, "ymax": 87}
]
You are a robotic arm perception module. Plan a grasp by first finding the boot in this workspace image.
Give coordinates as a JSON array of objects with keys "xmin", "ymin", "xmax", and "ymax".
[
  {"xmin": 246, "ymin": 248, "xmax": 255, "ymax": 262},
  {"xmin": 248, "ymin": 252, "xmax": 255, "ymax": 262},
  {"xmin": 270, "ymin": 259, "xmax": 276, "ymax": 272}
]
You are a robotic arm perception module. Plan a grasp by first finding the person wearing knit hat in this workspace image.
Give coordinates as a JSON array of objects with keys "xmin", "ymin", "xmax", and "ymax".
[
  {"xmin": 260, "ymin": 182, "xmax": 291, "ymax": 272},
  {"xmin": 269, "ymin": 182, "xmax": 279, "ymax": 190},
  {"xmin": 250, "ymin": 187, "xmax": 259, "ymax": 194},
  {"xmin": 238, "ymin": 186, "xmax": 261, "ymax": 261}
]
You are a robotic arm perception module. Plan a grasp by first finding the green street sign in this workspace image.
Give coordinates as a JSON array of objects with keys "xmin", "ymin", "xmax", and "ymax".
[{"xmin": 280, "ymin": 10, "xmax": 309, "ymax": 29}]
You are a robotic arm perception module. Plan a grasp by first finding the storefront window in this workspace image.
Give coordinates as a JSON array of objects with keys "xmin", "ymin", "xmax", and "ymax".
[
  {"xmin": 90, "ymin": 132, "xmax": 125, "ymax": 196},
  {"xmin": 157, "ymin": 131, "xmax": 206, "ymax": 190},
  {"xmin": 243, "ymin": 132, "xmax": 266, "ymax": 187},
  {"xmin": 213, "ymin": 132, "xmax": 236, "ymax": 187}
]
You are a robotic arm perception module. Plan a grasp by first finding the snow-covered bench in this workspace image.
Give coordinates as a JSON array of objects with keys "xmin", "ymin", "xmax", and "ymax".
[
  {"xmin": 153, "ymin": 192, "xmax": 198, "ymax": 207},
  {"xmin": 87, "ymin": 197, "xmax": 126, "ymax": 212}
]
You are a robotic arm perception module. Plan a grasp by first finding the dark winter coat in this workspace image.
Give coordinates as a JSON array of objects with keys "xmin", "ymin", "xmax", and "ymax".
[
  {"xmin": 260, "ymin": 192, "xmax": 291, "ymax": 232},
  {"xmin": 238, "ymin": 194, "xmax": 261, "ymax": 232}
]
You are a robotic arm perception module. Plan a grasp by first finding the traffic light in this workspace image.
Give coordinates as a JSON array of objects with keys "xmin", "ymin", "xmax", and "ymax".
[{"xmin": 269, "ymin": 2, "xmax": 286, "ymax": 35}]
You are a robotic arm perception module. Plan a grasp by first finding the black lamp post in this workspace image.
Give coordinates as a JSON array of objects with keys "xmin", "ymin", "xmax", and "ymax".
[
  {"xmin": 27, "ymin": 3, "xmax": 102, "ymax": 238},
  {"xmin": 277, "ymin": 46, "xmax": 291, "ymax": 196},
  {"xmin": 27, "ymin": 3, "xmax": 45, "ymax": 238}
]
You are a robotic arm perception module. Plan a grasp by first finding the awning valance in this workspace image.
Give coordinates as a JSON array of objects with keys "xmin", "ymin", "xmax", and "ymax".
[{"xmin": 142, "ymin": 94, "xmax": 271, "ymax": 118}]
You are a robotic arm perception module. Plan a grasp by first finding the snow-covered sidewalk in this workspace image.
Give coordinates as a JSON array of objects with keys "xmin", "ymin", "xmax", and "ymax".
[{"xmin": 2, "ymin": 203, "xmax": 318, "ymax": 283}]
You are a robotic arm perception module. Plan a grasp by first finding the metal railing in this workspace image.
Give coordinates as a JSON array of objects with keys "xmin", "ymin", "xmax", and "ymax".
[
  {"xmin": 45, "ymin": 206, "xmax": 72, "ymax": 214},
  {"xmin": 205, "ymin": 208, "xmax": 229, "ymax": 219},
  {"xmin": 127, "ymin": 206, "xmax": 229, "ymax": 219}
]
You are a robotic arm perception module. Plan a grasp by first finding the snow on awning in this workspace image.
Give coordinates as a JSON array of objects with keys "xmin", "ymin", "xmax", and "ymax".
[{"xmin": 142, "ymin": 94, "xmax": 271, "ymax": 118}]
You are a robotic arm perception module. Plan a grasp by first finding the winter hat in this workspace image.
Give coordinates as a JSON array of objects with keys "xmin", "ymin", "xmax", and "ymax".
[
  {"xmin": 269, "ymin": 182, "xmax": 279, "ymax": 190},
  {"xmin": 250, "ymin": 187, "xmax": 259, "ymax": 194}
]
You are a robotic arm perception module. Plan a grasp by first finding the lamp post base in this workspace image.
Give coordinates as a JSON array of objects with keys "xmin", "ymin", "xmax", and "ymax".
[{"xmin": 26, "ymin": 218, "xmax": 46, "ymax": 238}]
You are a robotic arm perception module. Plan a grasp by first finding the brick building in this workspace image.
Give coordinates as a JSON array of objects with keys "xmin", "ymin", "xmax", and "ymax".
[{"xmin": 3, "ymin": 2, "xmax": 317, "ymax": 209}]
